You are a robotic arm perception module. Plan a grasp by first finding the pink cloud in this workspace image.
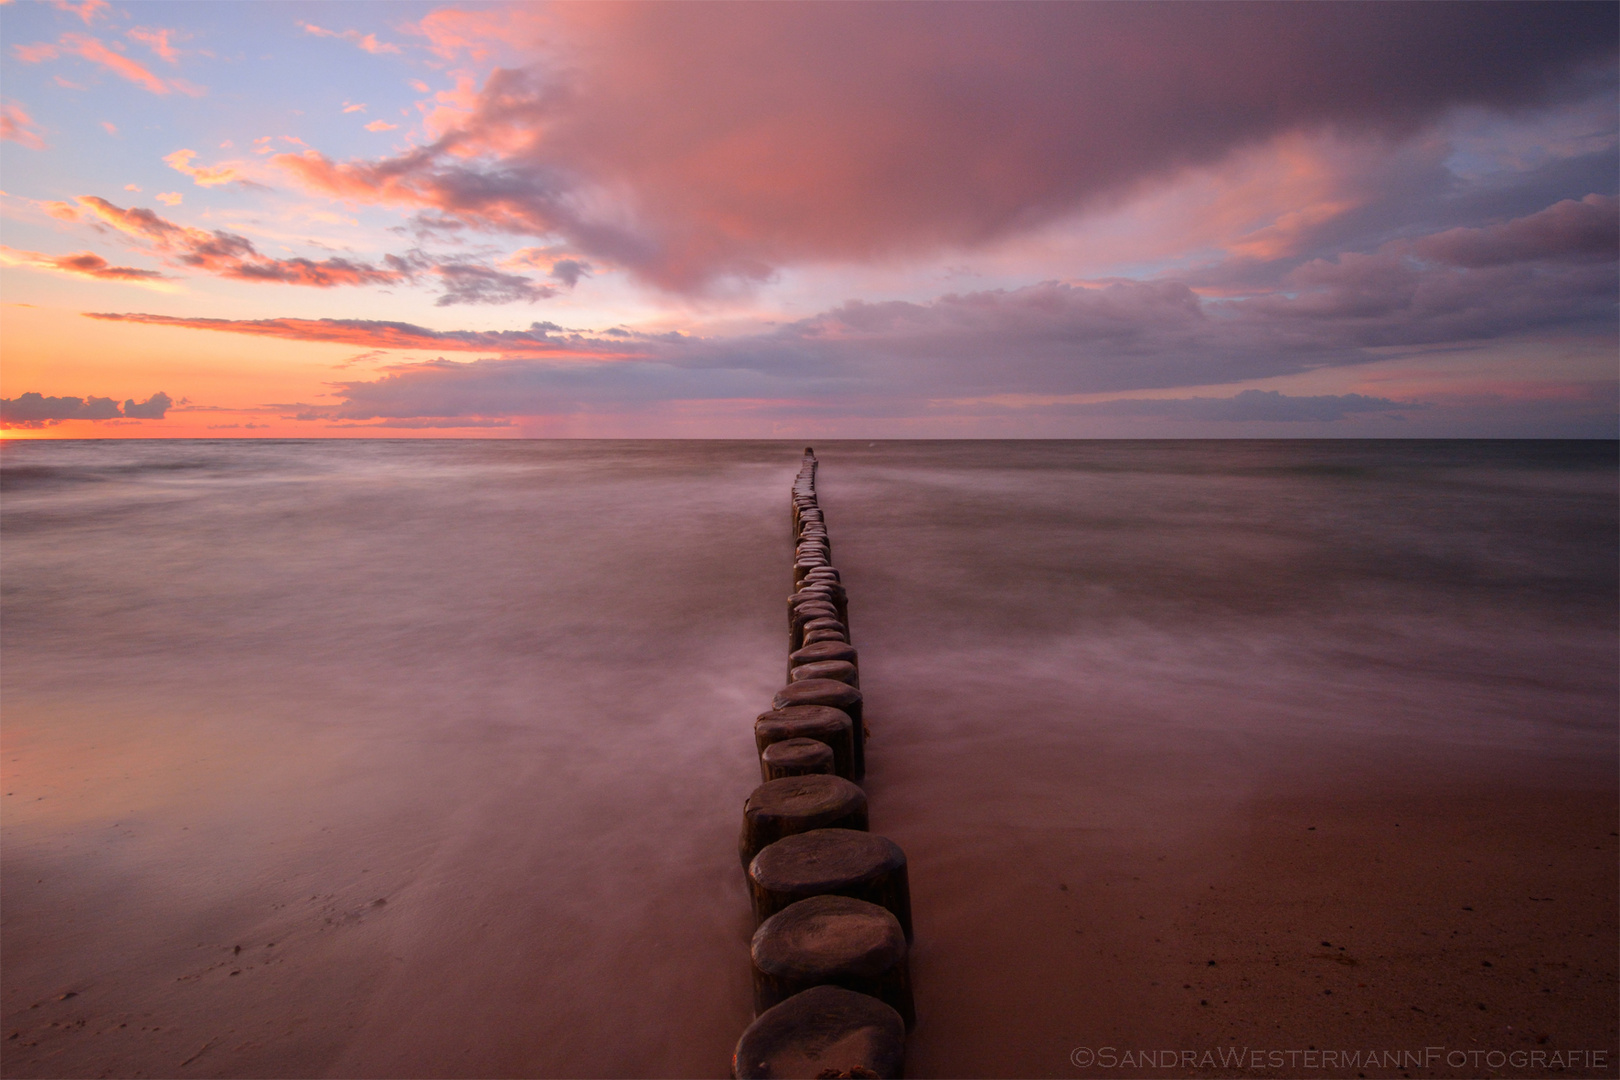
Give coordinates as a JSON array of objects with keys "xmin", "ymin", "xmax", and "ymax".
[
  {"xmin": 127, "ymin": 27, "xmax": 181, "ymax": 65},
  {"xmin": 1403, "ymin": 194, "xmax": 1619, "ymax": 268},
  {"xmin": 270, "ymin": 4, "xmax": 1617, "ymax": 293},
  {"xmin": 49, "ymin": 0, "xmax": 109, "ymax": 26},
  {"xmin": 67, "ymin": 197, "xmax": 549, "ymax": 303},
  {"xmin": 58, "ymin": 33, "xmax": 172, "ymax": 95},
  {"xmin": 364, "ymin": 119, "xmax": 399, "ymax": 132},
  {"xmin": 13, "ymin": 43, "xmax": 62, "ymax": 64},
  {"xmin": 411, "ymin": 75, "xmax": 481, "ymax": 142},
  {"xmin": 498, "ymin": 247, "xmax": 594, "ymax": 285},
  {"xmin": 297, "ymin": 22, "xmax": 401, "ymax": 55},
  {"xmin": 1, "ymin": 102, "xmax": 47, "ymax": 150},
  {"xmin": 17, "ymin": 31, "xmax": 204, "ymax": 95},
  {"xmin": 82, "ymin": 312, "xmax": 621, "ymax": 359},
  {"xmin": 155, "ymin": 192, "xmax": 182, "ymax": 206},
  {"xmin": 73, "ymin": 196, "xmax": 410, "ymax": 288},
  {"xmin": 407, "ymin": 7, "xmax": 549, "ymax": 62}
]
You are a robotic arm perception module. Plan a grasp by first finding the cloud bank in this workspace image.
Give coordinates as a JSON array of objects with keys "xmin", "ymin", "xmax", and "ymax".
[
  {"xmin": 1, "ymin": 391, "xmax": 171, "ymax": 428},
  {"xmin": 24, "ymin": 196, "xmax": 566, "ymax": 303},
  {"xmin": 82, "ymin": 186, "xmax": 1615, "ymax": 424},
  {"xmin": 1059, "ymin": 390, "xmax": 1416, "ymax": 423},
  {"xmin": 273, "ymin": 2, "xmax": 1617, "ymax": 291},
  {"xmin": 85, "ymin": 312, "xmax": 621, "ymax": 357}
]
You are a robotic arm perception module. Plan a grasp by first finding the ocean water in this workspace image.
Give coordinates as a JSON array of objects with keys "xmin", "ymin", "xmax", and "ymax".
[{"xmin": 2, "ymin": 439, "xmax": 1614, "ymax": 1078}]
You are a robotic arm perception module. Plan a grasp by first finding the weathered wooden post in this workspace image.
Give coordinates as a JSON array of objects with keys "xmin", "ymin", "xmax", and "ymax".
[{"xmin": 729, "ymin": 448, "xmax": 913, "ymax": 1078}]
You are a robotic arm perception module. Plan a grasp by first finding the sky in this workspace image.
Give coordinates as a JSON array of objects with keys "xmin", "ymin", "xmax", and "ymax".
[{"xmin": 1, "ymin": 0, "xmax": 1616, "ymax": 438}]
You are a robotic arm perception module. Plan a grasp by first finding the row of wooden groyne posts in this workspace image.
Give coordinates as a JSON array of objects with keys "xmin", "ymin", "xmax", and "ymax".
[{"xmin": 730, "ymin": 448, "xmax": 913, "ymax": 1080}]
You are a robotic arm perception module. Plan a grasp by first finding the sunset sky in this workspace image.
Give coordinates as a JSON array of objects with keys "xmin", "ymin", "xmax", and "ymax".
[{"xmin": 1, "ymin": 0, "xmax": 1616, "ymax": 438}]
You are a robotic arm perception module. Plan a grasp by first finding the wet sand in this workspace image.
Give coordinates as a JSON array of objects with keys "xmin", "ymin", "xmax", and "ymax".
[
  {"xmin": 2, "ymin": 440, "xmax": 1614, "ymax": 1078},
  {"xmin": 895, "ymin": 771, "xmax": 1616, "ymax": 1078}
]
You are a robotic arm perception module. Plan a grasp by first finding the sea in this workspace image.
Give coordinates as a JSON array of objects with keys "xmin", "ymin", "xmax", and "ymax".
[{"xmin": 2, "ymin": 439, "xmax": 1615, "ymax": 1077}]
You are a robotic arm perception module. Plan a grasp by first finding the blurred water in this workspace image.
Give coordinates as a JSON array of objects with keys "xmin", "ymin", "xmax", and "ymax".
[{"xmin": 1, "ymin": 439, "xmax": 1614, "ymax": 1077}]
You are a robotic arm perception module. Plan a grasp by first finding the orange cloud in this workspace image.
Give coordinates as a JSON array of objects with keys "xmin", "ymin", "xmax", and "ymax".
[
  {"xmin": 364, "ymin": 119, "xmax": 399, "ymax": 132},
  {"xmin": 163, "ymin": 149, "xmax": 249, "ymax": 187},
  {"xmin": 155, "ymin": 192, "xmax": 182, "ymax": 206},
  {"xmin": 1, "ymin": 102, "xmax": 46, "ymax": 150},
  {"xmin": 0, "ymin": 245, "xmax": 169, "ymax": 283}
]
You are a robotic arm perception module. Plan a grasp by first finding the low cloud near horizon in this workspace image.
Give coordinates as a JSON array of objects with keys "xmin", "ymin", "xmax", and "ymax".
[
  {"xmin": 84, "ymin": 192, "xmax": 1616, "ymax": 426},
  {"xmin": 1, "ymin": 391, "xmax": 172, "ymax": 428}
]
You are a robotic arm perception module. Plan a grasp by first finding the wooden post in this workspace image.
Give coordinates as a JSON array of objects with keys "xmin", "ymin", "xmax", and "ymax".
[
  {"xmin": 759, "ymin": 737, "xmax": 835, "ymax": 782},
  {"xmin": 738, "ymin": 775, "xmax": 868, "ymax": 867},
  {"xmin": 755, "ymin": 706, "xmax": 855, "ymax": 781},
  {"xmin": 772, "ymin": 680, "xmax": 863, "ymax": 778},
  {"xmin": 731, "ymin": 985, "xmax": 906, "ymax": 1080},
  {"xmin": 747, "ymin": 828, "xmax": 912, "ymax": 942},
  {"xmin": 750, "ymin": 895, "xmax": 914, "ymax": 1026}
]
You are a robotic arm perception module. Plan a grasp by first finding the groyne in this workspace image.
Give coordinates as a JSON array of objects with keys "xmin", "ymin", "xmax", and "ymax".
[{"xmin": 731, "ymin": 448, "xmax": 914, "ymax": 1080}]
